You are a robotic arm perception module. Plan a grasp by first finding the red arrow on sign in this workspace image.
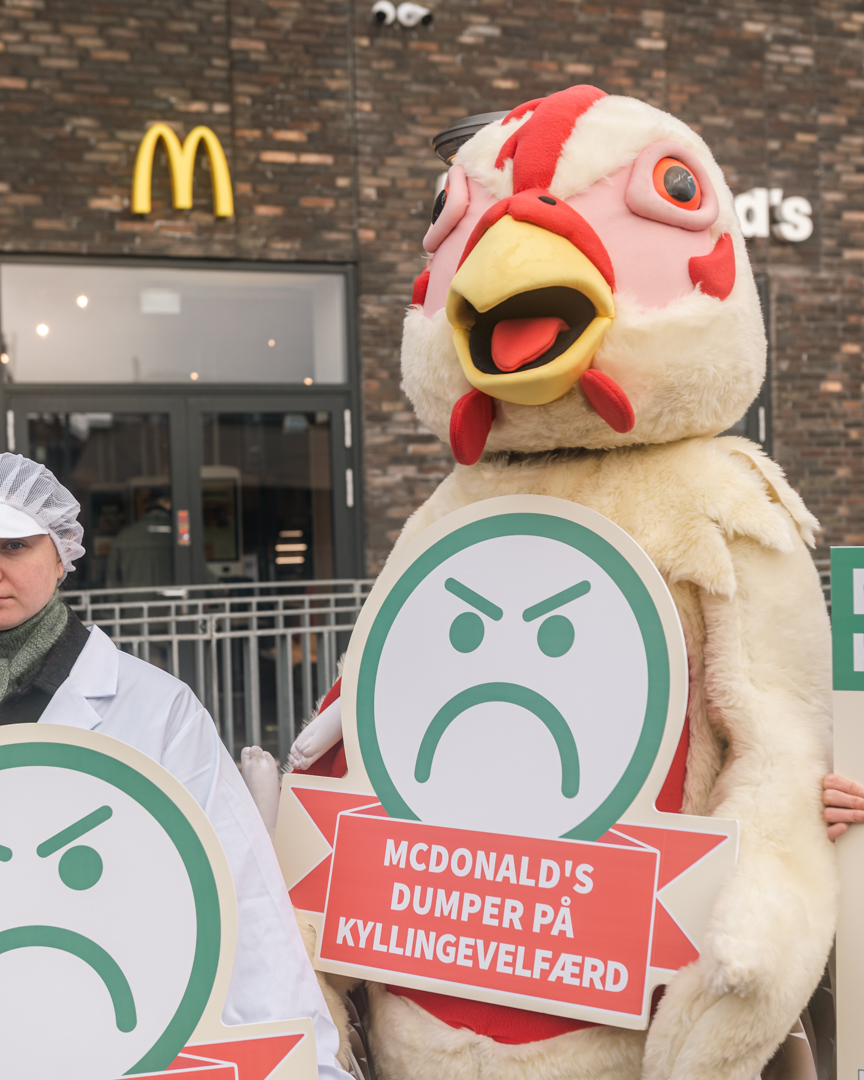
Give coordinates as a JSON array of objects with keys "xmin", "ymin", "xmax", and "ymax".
[{"xmin": 114, "ymin": 1032, "xmax": 305, "ymax": 1079}]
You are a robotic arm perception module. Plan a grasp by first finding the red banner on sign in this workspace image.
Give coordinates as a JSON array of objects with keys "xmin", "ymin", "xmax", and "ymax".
[
  {"xmin": 322, "ymin": 812, "xmax": 657, "ymax": 1017},
  {"xmin": 287, "ymin": 787, "xmax": 730, "ymax": 1024}
]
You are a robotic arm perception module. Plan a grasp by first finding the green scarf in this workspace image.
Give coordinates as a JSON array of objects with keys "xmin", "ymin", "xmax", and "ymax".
[{"xmin": 0, "ymin": 592, "xmax": 68, "ymax": 703}]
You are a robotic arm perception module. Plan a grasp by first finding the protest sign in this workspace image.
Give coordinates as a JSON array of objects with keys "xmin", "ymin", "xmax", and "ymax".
[
  {"xmin": 832, "ymin": 546, "xmax": 864, "ymax": 1080},
  {"xmin": 0, "ymin": 723, "xmax": 316, "ymax": 1080},
  {"xmin": 279, "ymin": 495, "xmax": 737, "ymax": 1028}
]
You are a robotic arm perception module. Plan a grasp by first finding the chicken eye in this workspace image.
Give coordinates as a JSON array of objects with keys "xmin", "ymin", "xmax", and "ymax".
[
  {"xmin": 422, "ymin": 164, "xmax": 471, "ymax": 255},
  {"xmin": 652, "ymin": 157, "xmax": 701, "ymax": 210},
  {"xmin": 537, "ymin": 615, "xmax": 574, "ymax": 658},
  {"xmin": 450, "ymin": 611, "xmax": 484, "ymax": 653},
  {"xmin": 431, "ymin": 187, "xmax": 448, "ymax": 224}
]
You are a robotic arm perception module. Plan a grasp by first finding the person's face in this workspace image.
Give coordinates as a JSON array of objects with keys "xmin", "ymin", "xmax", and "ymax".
[{"xmin": 0, "ymin": 534, "xmax": 63, "ymax": 631}]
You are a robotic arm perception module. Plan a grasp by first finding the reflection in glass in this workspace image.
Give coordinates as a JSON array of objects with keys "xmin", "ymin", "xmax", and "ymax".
[
  {"xmin": 27, "ymin": 412, "xmax": 174, "ymax": 590},
  {"xmin": 201, "ymin": 412, "xmax": 335, "ymax": 759},
  {"xmin": 200, "ymin": 412, "xmax": 333, "ymax": 583}
]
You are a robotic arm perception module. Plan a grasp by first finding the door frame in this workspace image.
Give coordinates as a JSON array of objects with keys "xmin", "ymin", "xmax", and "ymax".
[{"xmin": 1, "ymin": 384, "xmax": 364, "ymax": 583}]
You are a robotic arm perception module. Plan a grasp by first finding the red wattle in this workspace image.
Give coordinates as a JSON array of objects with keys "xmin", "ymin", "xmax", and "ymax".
[
  {"xmin": 580, "ymin": 369, "xmax": 635, "ymax": 433},
  {"xmin": 450, "ymin": 389, "xmax": 494, "ymax": 465},
  {"xmin": 491, "ymin": 317, "xmax": 569, "ymax": 372},
  {"xmin": 411, "ymin": 268, "xmax": 430, "ymax": 306}
]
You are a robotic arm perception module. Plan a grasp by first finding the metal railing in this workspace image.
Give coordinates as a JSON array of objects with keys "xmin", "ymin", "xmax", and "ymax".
[
  {"xmin": 62, "ymin": 580, "xmax": 373, "ymax": 764},
  {"xmin": 61, "ymin": 557, "xmax": 832, "ymax": 766}
]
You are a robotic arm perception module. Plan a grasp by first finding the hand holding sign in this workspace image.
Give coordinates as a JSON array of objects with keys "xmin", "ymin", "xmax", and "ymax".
[{"xmin": 822, "ymin": 773, "xmax": 864, "ymax": 840}]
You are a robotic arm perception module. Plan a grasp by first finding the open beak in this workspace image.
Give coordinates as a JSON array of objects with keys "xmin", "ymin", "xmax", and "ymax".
[{"xmin": 446, "ymin": 216, "xmax": 615, "ymax": 407}]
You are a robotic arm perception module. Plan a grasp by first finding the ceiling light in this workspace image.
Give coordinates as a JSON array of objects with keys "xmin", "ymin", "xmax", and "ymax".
[
  {"xmin": 303, "ymin": 377, "xmax": 313, "ymax": 386},
  {"xmin": 276, "ymin": 543, "xmax": 308, "ymax": 552},
  {"xmin": 76, "ymin": 295, "xmax": 88, "ymax": 308},
  {"xmin": 0, "ymin": 353, "xmax": 8, "ymax": 365},
  {"xmin": 189, "ymin": 371, "xmax": 199, "ymax": 381},
  {"xmin": 276, "ymin": 555, "xmax": 305, "ymax": 565},
  {"xmin": 268, "ymin": 339, "xmax": 275, "ymax": 347},
  {"xmin": 279, "ymin": 530, "xmax": 303, "ymax": 538},
  {"xmin": 36, "ymin": 324, "xmax": 49, "ymax": 337}
]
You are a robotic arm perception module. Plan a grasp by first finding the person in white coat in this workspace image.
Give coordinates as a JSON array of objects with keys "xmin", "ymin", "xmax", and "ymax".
[{"xmin": 0, "ymin": 453, "xmax": 351, "ymax": 1080}]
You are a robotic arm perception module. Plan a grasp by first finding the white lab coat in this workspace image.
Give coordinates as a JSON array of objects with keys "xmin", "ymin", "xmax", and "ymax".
[{"xmin": 40, "ymin": 625, "xmax": 350, "ymax": 1080}]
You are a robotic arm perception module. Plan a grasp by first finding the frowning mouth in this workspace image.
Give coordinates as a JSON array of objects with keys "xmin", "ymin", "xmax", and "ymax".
[
  {"xmin": 0, "ymin": 925, "xmax": 137, "ymax": 1032},
  {"xmin": 414, "ymin": 681, "xmax": 580, "ymax": 799}
]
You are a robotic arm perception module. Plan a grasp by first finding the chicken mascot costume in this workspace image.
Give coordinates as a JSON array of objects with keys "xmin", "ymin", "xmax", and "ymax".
[{"xmin": 270, "ymin": 85, "xmax": 838, "ymax": 1080}]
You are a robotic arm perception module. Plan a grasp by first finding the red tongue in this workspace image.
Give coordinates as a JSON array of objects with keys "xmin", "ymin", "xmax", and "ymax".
[
  {"xmin": 491, "ymin": 317, "xmax": 569, "ymax": 372},
  {"xmin": 450, "ymin": 388, "xmax": 494, "ymax": 465}
]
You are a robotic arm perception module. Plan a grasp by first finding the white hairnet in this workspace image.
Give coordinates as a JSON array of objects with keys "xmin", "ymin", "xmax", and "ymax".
[{"xmin": 0, "ymin": 453, "xmax": 85, "ymax": 573}]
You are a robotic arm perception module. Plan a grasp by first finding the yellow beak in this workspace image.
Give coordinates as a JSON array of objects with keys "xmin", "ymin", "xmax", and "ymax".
[{"xmin": 446, "ymin": 216, "xmax": 615, "ymax": 407}]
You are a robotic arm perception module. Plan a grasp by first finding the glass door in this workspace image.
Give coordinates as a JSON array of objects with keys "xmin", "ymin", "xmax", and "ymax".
[
  {"xmin": 5, "ymin": 390, "xmax": 360, "ymax": 588},
  {"xmin": 186, "ymin": 394, "xmax": 358, "ymax": 585},
  {"xmin": 8, "ymin": 394, "xmax": 192, "ymax": 589},
  {"xmin": 198, "ymin": 411, "xmax": 333, "ymax": 583}
]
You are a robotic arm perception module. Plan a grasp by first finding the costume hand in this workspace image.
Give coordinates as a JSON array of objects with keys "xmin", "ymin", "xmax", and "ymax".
[
  {"xmin": 822, "ymin": 773, "xmax": 864, "ymax": 840},
  {"xmin": 240, "ymin": 745, "xmax": 280, "ymax": 836},
  {"xmin": 288, "ymin": 696, "xmax": 343, "ymax": 771}
]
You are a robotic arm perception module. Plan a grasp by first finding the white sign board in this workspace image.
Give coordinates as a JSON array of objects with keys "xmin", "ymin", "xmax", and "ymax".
[
  {"xmin": 834, "ymin": 547, "xmax": 864, "ymax": 1080},
  {"xmin": 0, "ymin": 724, "xmax": 317, "ymax": 1080},
  {"xmin": 278, "ymin": 496, "xmax": 737, "ymax": 1029}
]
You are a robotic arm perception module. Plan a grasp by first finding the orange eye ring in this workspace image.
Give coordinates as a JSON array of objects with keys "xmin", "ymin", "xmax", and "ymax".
[{"xmin": 652, "ymin": 157, "xmax": 701, "ymax": 210}]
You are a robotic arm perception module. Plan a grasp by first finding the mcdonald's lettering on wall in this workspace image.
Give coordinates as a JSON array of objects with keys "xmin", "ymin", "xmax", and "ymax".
[{"xmin": 132, "ymin": 124, "xmax": 234, "ymax": 217}]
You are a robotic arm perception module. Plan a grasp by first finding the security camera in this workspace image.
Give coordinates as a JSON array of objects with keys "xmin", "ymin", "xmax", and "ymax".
[
  {"xmin": 372, "ymin": 0, "xmax": 396, "ymax": 24},
  {"xmin": 396, "ymin": 2, "xmax": 433, "ymax": 26}
]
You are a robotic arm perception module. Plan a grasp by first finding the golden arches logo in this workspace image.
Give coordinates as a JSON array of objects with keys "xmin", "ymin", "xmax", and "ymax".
[{"xmin": 132, "ymin": 124, "xmax": 234, "ymax": 217}]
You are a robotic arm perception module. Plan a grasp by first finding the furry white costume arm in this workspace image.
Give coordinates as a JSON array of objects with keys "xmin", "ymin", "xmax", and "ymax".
[
  {"xmin": 288, "ymin": 696, "xmax": 344, "ymax": 771},
  {"xmin": 240, "ymin": 745, "xmax": 280, "ymax": 835},
  {"xmin": 642, "ymin": 533, "xmax": 837, "ymax": 1080}
]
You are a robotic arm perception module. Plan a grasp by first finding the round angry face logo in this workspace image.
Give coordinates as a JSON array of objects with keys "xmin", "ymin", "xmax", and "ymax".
[
  {"xmin": 0, "ymin": 741, "xmax": 220, "ymax": 1080},
  {"xmin": 356, "ymin": 512, "xmax": 671, "ymax": 841}
]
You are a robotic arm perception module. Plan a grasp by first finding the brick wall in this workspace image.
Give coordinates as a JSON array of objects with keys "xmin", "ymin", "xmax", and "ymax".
[{"xmin": 1, "ymin": 0, "xmax": 862, "ymax": 572}]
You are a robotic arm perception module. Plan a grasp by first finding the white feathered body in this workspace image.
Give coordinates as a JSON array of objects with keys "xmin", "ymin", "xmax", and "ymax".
[{"xmin": 364, "ymin": 437, "xmax": 836, "ymax": 1080}]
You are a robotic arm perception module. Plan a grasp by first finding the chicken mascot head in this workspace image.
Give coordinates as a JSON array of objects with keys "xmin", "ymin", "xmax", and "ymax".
[
  {"xmin": 404, "ymin": 84, "xmax": 764, "ymax": 463},
  {"xmin": 278, "ymin": 85, "xmax": 836, "ymax": 1080}
]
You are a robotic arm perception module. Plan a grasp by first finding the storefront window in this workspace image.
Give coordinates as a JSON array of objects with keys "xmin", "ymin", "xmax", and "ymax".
[
  {"xmin": 27, "ymin": 411, "xmax": 174, "ymax": 590},
  {"xmin": 0, "ymin": 263, "xmax": 346, "ymax": 385},
  {"xmin": 200, "ymin": 412, "xmax": 334, "ymax": 583}
]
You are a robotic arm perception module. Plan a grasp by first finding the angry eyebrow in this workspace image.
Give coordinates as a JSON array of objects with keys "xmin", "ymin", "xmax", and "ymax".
[
  {"xmin": 37, "ymin": 805, "xmax": 113, "ymax": 858},
  {"xmin": 522, "ymin": 581, "xmax": 591, "ymax": 623},
  {"xmin": 445, "ymin": 577, "xmax": 503, "ymax": 621}
]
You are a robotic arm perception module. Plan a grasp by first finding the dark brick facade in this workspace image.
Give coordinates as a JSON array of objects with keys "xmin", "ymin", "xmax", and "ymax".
[{"xmin": 1, "ymin": 0, "xmax": 862, "ymax": 572}]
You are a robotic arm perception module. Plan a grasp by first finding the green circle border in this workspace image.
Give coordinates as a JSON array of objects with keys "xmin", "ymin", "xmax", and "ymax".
[
  {"xmin": 0, "ymin": 742, "xmax": 221, "ymax": 1075},
  {"xmin": 356, "ymin": 512, "xmax": 671, "ymax": 841}
]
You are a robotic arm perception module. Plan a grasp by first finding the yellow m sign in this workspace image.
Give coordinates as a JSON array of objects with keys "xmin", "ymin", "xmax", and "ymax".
[{"xmin": 132, "ymin": 124, "xmax": 234, "ymax": 217}]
